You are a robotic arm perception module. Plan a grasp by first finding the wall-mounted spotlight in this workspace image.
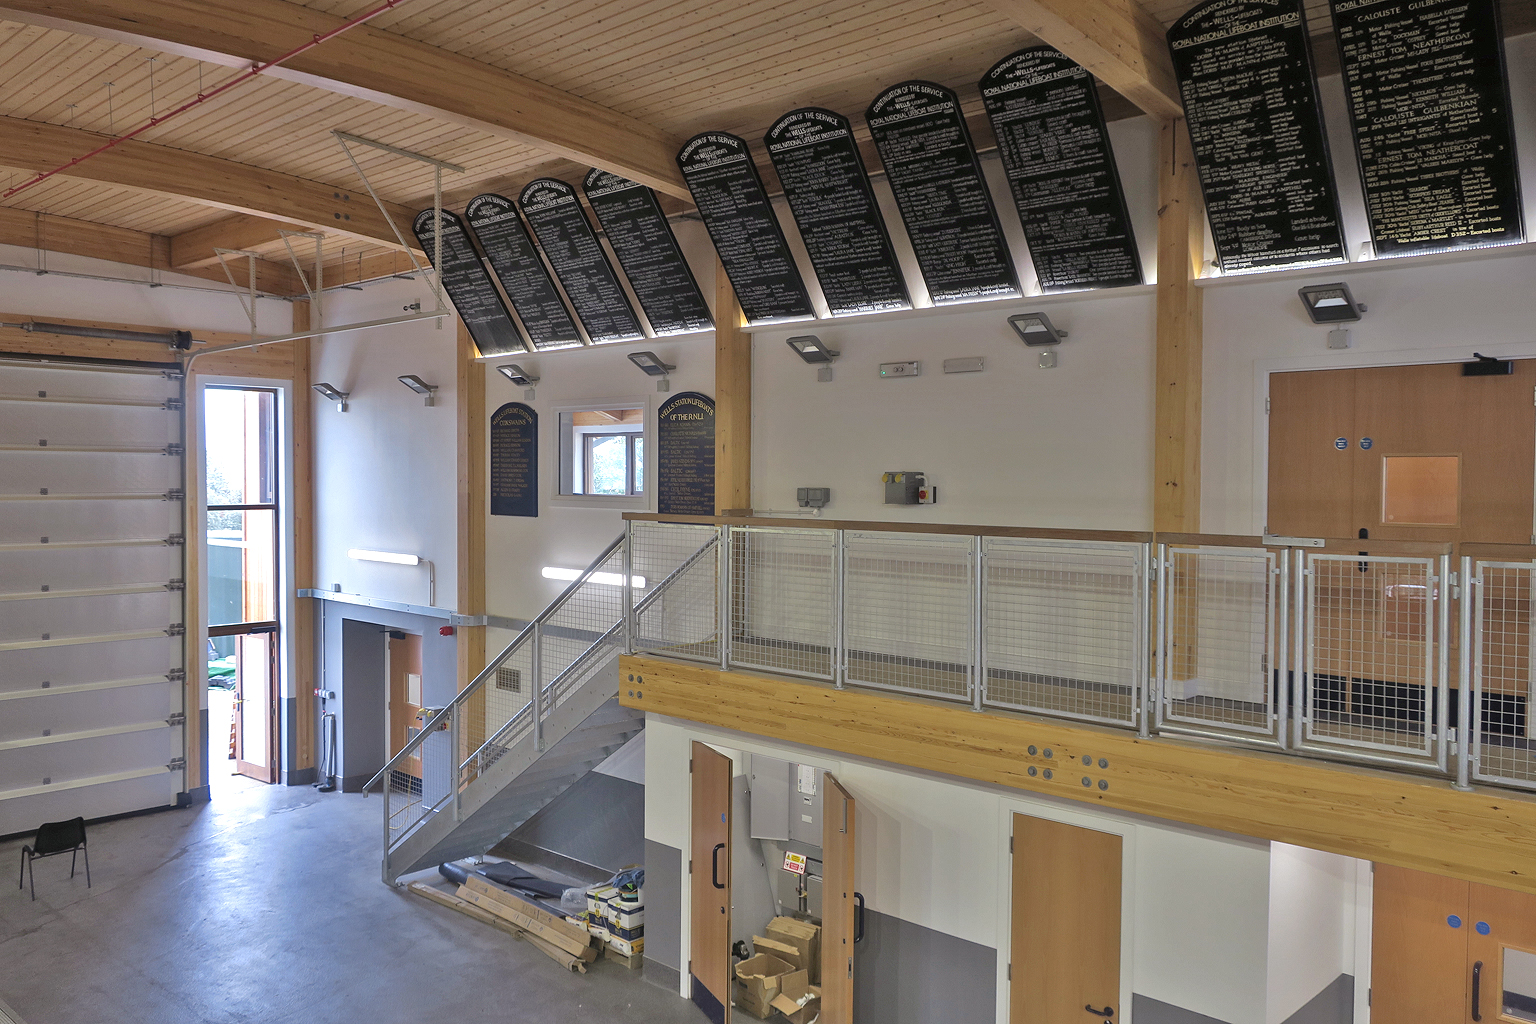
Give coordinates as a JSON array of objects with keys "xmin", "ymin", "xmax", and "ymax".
[
  {"xmin": 787, "ymin": 335, "xmax": 840, "ymax": 382},
  {"xmin": 398, "ymin": 374, "xmax": 439, "ymax": 407},
  {"xmin": 1008, "ymin": 312, "xmax": 1068, "ymax": 369},
  {"xmin": 628, "ymin": 351, "xmax": 675, "ymax": 392},
  {"xmin": 1298, "ymin": 283, "xmax": 1366, "ymax": 324},
  {"xmin": 312, "ymin": 382, "xmax": 349, "ymax": 412},
  {"xmin": 497, "ymin": 363, "xmax": 540, "ymax": 400}
]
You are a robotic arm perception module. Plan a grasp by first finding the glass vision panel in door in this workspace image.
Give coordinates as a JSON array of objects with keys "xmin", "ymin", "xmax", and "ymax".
[
  {"xmin": 1506, "ymin": 947, "xmax": 1536, "ymax": 1022},
  {"xmin": 1382, "ymin": 455, "xmax": 1459, "ymax": 526}
]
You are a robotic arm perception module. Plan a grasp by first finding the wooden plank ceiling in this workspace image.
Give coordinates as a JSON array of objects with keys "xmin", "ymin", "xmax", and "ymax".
[{"xmin": 0, "ymin": 0, "xmax": 1531, "ymax": 296}]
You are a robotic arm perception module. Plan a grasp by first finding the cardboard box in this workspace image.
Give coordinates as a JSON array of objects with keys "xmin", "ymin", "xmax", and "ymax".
[
  {"xmin": 769, "ymin": 969, "xmax": 822, "ymax": 1024},
  {"xmin": 752, "ymin": 935, "xmax": 807, "ymax": 976},
  {"xmin": 732, "ymin": 980, "xmax": 774, "ymax": 1020},
  {"xmin": 766, "ymin": 916, "xmax": 821, "ymax": 985},
  {"xmin": 586, "ymin": 885, "xmax": 619, "ymax": 917},
  {"xmin": 603, "ymin": 932, "xmax": 644, "ymax": 958},
  {"xmin": 734, "ymin": 952, "xmax": 792, "ymax": 1017},
  {"xmin": 602, "ymin": 918, "xmax": 644, "ymax": 941}
]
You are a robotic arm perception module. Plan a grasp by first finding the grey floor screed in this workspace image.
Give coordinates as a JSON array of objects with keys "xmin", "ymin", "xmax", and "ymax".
[{"xmin": 0, "ymin": 772, "xmax": 706, "ymax": 1024}]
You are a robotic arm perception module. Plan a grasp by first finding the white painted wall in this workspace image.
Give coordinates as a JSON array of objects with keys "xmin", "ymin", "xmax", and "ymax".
[
  {"xmin": 1266, "ymin": 844, "xmax": 1355, "ymax": 1024},
  {"xmin": 643, "ymin": 713, "xmax": 1307, "ymax": 1024},
  {"xmin": 310, "ymin": 278, "xmax": 461, "ymax": 608}
]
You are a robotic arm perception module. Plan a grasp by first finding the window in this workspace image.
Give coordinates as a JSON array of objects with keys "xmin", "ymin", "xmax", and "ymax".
[
  {"xmin": 559, "ymin": 405, "xmax": 645, "ymax": 500},
  {"xmin": 204, "ymin": 387, "xmax": 279, "ymax": 628}
]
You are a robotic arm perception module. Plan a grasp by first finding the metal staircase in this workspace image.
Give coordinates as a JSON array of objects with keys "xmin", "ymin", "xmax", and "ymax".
[{"xmin": 368, "ymin": 524, "xmax": 719, "ymax": 884}]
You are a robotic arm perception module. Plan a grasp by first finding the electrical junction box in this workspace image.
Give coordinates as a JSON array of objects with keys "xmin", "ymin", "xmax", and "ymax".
[
  {"xmin": 797, "ymin": 487, "xmax": 831, "ymax": 509},
  {"xmin": 884, "ymin": 472, "xmax": 936, "ymax": 505}
]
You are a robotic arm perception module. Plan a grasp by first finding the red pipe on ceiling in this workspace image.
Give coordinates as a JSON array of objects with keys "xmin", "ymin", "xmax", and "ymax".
[{"xmin": 3, "ymin": 0, "xmax": 412, "ymax": 201}]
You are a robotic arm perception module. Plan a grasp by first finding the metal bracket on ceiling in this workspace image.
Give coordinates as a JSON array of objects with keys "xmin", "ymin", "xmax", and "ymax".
[
  {"xmin": 278, "ymin": 229, "xmax": 325, "ymax": 331},
  {"xmin": 331, "ymin": 129, "xmax": 465, "ymax": 330}
]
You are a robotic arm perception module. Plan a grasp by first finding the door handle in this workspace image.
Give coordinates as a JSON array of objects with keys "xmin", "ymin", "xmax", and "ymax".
[
  {"xmin": 711, "ymin": 843, "xmax": 725, "ymax": 889},
  {"xmin": 854, "ymin": 892, "xmax": 865, "ymax": 943},
  {"xmin": 1472, "ymin": 960, "xmax": 1482, "ymax": 1021},
  {"xmin": 1085, "ymin": 1006, "xmax": 1114, "ymax": 1018}
]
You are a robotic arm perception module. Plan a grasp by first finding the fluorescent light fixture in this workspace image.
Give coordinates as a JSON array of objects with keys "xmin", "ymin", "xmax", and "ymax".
[
  {"xmin": 542, "ymin": 566, "xmax": 646, "ymax": 588},
  {"xmin": 349, "ymin": 548, "xmax": 420, "ymax": 566},
  {"xmin": 1298, "ymin": 283, "xmax": 1366, "ymax": 324},
  {"xmin": 497, "ymin": 364, "xmax": 539, "ymax": 387},
  {"xmin": 786, "ymin": 336, "xmax": 839, "ymax": 364},
  {"xmin": 1007, "ymin": 312, "xmax": 1067, "ymax": 347},
  {"xmin": 398, "ymin": 374, "xmax": 439, "ymax": 406},
  {"xmin": 312, "ymin": 382, "xmax": 349, "ymax": 412}
]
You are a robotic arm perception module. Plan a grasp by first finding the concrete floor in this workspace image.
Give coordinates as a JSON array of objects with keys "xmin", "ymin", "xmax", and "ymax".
[{"xmin": 0, "ymin": 772, "xmax": 706, "ymax": 1024}]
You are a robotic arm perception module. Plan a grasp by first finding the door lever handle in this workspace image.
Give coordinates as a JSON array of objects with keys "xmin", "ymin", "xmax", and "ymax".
[
  {"xmin": 1085, "ymin": 1006, "xmax": 1113, "ymax": 1018},
  {"xmin": 1473, "ymin": 960, "xmax": 1483, "ymax": 1021}
]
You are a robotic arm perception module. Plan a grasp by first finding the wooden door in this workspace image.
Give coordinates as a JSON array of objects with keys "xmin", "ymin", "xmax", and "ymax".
[
  {"xmin": 233, "ymin": 630, "xmax": 276, "ymax": 783},
  {"xmin": 1468, "ymin": 881, "xmax": 1536, "ymax": 1024},
  {"xmin": 388, "ymin": 632, "xmax": 423, "ymax": 779},
  {"xmin": 1011, "ymin": 814, "xmax": 1122, "ymax": 1024},
  {"xmin": 821, "ymin": 773, "xmax": 856, "ymax": 1024},
  {"xmin": 691, "ymin": 741, "xmax": 733, "ymax": 1024},
  {"xmin": 1268, "ymin": 361, "xmax": 1536, "ymax": 546},
  {"xmin": 1371, "ymin": 864, "xmax": 1470, "ymax": 1023}
]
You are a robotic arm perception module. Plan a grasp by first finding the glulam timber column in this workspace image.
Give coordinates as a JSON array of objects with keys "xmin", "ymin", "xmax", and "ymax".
[
  {"xmin": 1154, "ymin": 118, "xmax": 1204, "ymax": 534},
  {"xmin": 714, "ymin": 260, "xmax": 751, "ymax": 515},
  {"xmin": 456, "ymin": 320, "xmax": 488, "ymax": 761},
  {"xmin": 291, "ymin": 300, "xmax": 317, "ymax": 779},
  {"xmin": 1155, "ymin": 120, "xmax": 1205, "ymax": 683}
]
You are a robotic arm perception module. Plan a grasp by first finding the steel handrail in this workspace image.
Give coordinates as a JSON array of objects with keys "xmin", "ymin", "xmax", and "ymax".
[
  {"xmin": 363, "ymin": 532, "xmax": 626, "ymax": 793},
  {"xmin": 461, "ymin": 531, "xmax": 722, "ymax": 771}
]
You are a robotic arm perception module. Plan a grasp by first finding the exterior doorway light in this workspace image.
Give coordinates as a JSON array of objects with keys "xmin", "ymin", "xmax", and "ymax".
[
  {"xmin": 627, "ymin": 351, "xmax": 675, "ymax": 392},
  {"xmin": 1008, "ymin": 312, "xmax": 1068, "ymax": 369},
  {"xmin": 398, "ymin": 374, "xmax": 439, "ymax": 406},
  {"xmin": 787, "ymin": 335, "xmax": 839, "ymax": 382},
  {"xmin": 312, "ymin": 382, "xmax": 349, "ymax": 411},
  {"xmin": 1298, "ymin": 283, "xmax": 1366, "ymax": 323},
  {"xmin": 497, "ymin": 363, "xmax": 540, "ymax": 400}
]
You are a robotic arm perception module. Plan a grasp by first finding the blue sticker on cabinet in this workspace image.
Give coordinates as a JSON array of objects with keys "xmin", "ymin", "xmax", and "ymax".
[{"xmin": 1335, "ymin": 437, "xmax": 1349, "ymax": 450}]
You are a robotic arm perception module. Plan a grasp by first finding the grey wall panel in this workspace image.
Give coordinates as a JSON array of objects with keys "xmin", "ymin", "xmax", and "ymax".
[
  {"xmin": 644, "ymin": 839, "xmax": 683, "ymax": 971},
  {"xmin": 338, "ymin": 616, "xmax": 387, "ymax": 789},
  {"xmin": 0, "ymin": 546, "xmax": 183, "ymax": 592},
  {"xmin": 853, "ymin": 909, "xmax": 996, "ymax": 1024},
  {"xmin": 0, "ymin": 681, "xmax": 175, "ymax": 741},
  {"xmin": 1283, "ymin": 975, "xmax": 1353, "ymax": 1024},
  {"xmin": 1131, "ymin": 994, "xmax": 1233, "ymax": 1024},
  {"xmin": 506, "ymin": 770, "xmax": 644, "ymax": 873},
  {"xmin": 0, "ymin": 771, "xmax": 179, "ymax": 838},
  {"xmin": 0, "ymin": 635, "xmax": 178, "ymax": 693}
]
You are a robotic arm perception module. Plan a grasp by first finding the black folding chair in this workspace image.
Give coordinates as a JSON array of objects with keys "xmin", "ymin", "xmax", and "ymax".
[{"xmin": 18, "ymin": 816, "xmax": 89, "ymax": 901}]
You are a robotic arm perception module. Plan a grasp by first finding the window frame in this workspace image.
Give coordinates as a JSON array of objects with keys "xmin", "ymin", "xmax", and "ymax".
[
  {"xmin": 583, "ymin": 432, "xmax": 644, "ymax": 496},
  {"xmin": 551, "ymin": 398, "xmax": 651, "ymax": 510},
  {"xmin": 204, "ymin": 385, "xmax": 281, "ymax": 632}
]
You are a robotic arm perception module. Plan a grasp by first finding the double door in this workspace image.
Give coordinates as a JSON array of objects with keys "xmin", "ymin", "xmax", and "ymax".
[
  {"xmin": 1374, "ymin": 864, "xmax": 1536, "ymax": 1022},
  {"xmin": 689, "ymin": 742, "xmax": 856, "ymax": 1024}
]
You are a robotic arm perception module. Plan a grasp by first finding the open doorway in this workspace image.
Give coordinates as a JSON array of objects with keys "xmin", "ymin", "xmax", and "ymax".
[{"xmin": 205, "ymin": 386, "xmax": 282, "ymax": 787}]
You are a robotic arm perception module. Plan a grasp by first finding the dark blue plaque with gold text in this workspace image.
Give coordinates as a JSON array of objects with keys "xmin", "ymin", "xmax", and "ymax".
[
  {"xmin": 411, "ymin": 209, "xmax": 525, "ymax": 356},
  {"xmin": 490, "ymin": 402, "xmax": 538, "ymax": 518},
  {"xmin": 657, "ymin": 392, "xmax": 715, "ymax": 517}
]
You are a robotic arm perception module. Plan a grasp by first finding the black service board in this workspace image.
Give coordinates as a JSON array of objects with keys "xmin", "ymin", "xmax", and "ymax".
[
  {"xmin": 464, "ymin": 194, "xmax": 582, "ymax": 351},
  {"xmin": 1167, "ymin": 0, "xmax": 1347, "ymax": 273},
  {"xmin": 490, "ymin": 402, "xmax": 538, "ymax": 518},
  {"xmin": 765, "ymin": 108, "xmax": 911, "ymax": 315},
  {"xmin": 980, "ymin": 47, "xmax": 1143, "ymax": 291},
  {"xmin": 657, "ymin": 391, "xmax": 715, "ymax": 517},
  {"xmin": 519, "ymin": 178, "xmax": 644, "ymax": 344},
  {"xmin": 1331, "ymin": 0, "xmax": 1524, "ymax": 256},
  {"xmin": 582, "ymin": 169, "xmax": 714, "ymax": 336},
  {"xmin": 866, "ymin": 81, "xmax": 1020, "ymax": 304},
  {"xmin": 411, "ymin": 209, "xmax": 526, "ymax": 356},
  {"xmin": 677, "ymin": 132, "xmax": 816, "ymax": 324}
]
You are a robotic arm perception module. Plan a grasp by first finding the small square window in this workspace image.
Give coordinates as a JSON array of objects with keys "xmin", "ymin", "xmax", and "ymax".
[
  {"xmin": 559, "ymin": 407, "xmax": 644, "ymax": 498},
  {"xmin": 1382, "ymin": 455, "xmax": 1459, "ymax": 526}
]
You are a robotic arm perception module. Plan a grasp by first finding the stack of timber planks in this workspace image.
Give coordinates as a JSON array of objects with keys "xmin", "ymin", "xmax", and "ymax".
[{"xmin": 408, "ymin": 875, "xmax": 599, "ymax": 973}]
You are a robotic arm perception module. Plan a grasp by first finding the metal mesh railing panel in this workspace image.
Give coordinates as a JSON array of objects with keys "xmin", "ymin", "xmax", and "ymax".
[
  {"xmin": 539, "ymin": 545, "xmax": 627, "ymax": 685},
  {"xmin": 982, "ymin": 538, "xmax": 1143, "ymax": 726},
  {"xmin": 1472, "ymin": 562, "xmax": 1536, "ymax": 789},
  {"xmin": 1158, "ymin": 546, "xmax": 1280, "ymax": 741},
  {"xmin": 383, "ymin": 709, "xmax": 457, "ymax": 849},
  {"xmin": 1301, "ymin": 554, "xmax": 1440, "ymax": 762},
  {"xmin": 728, "ymin": 527, "xmax": 837, "ymax": 680},
  {"xmin": 631, "ymin": 522, "xmax": 720, "ymax": 661},
  {"xmin": 843, "ymin": 532, "xmax": 973, "ymax": 701}
]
